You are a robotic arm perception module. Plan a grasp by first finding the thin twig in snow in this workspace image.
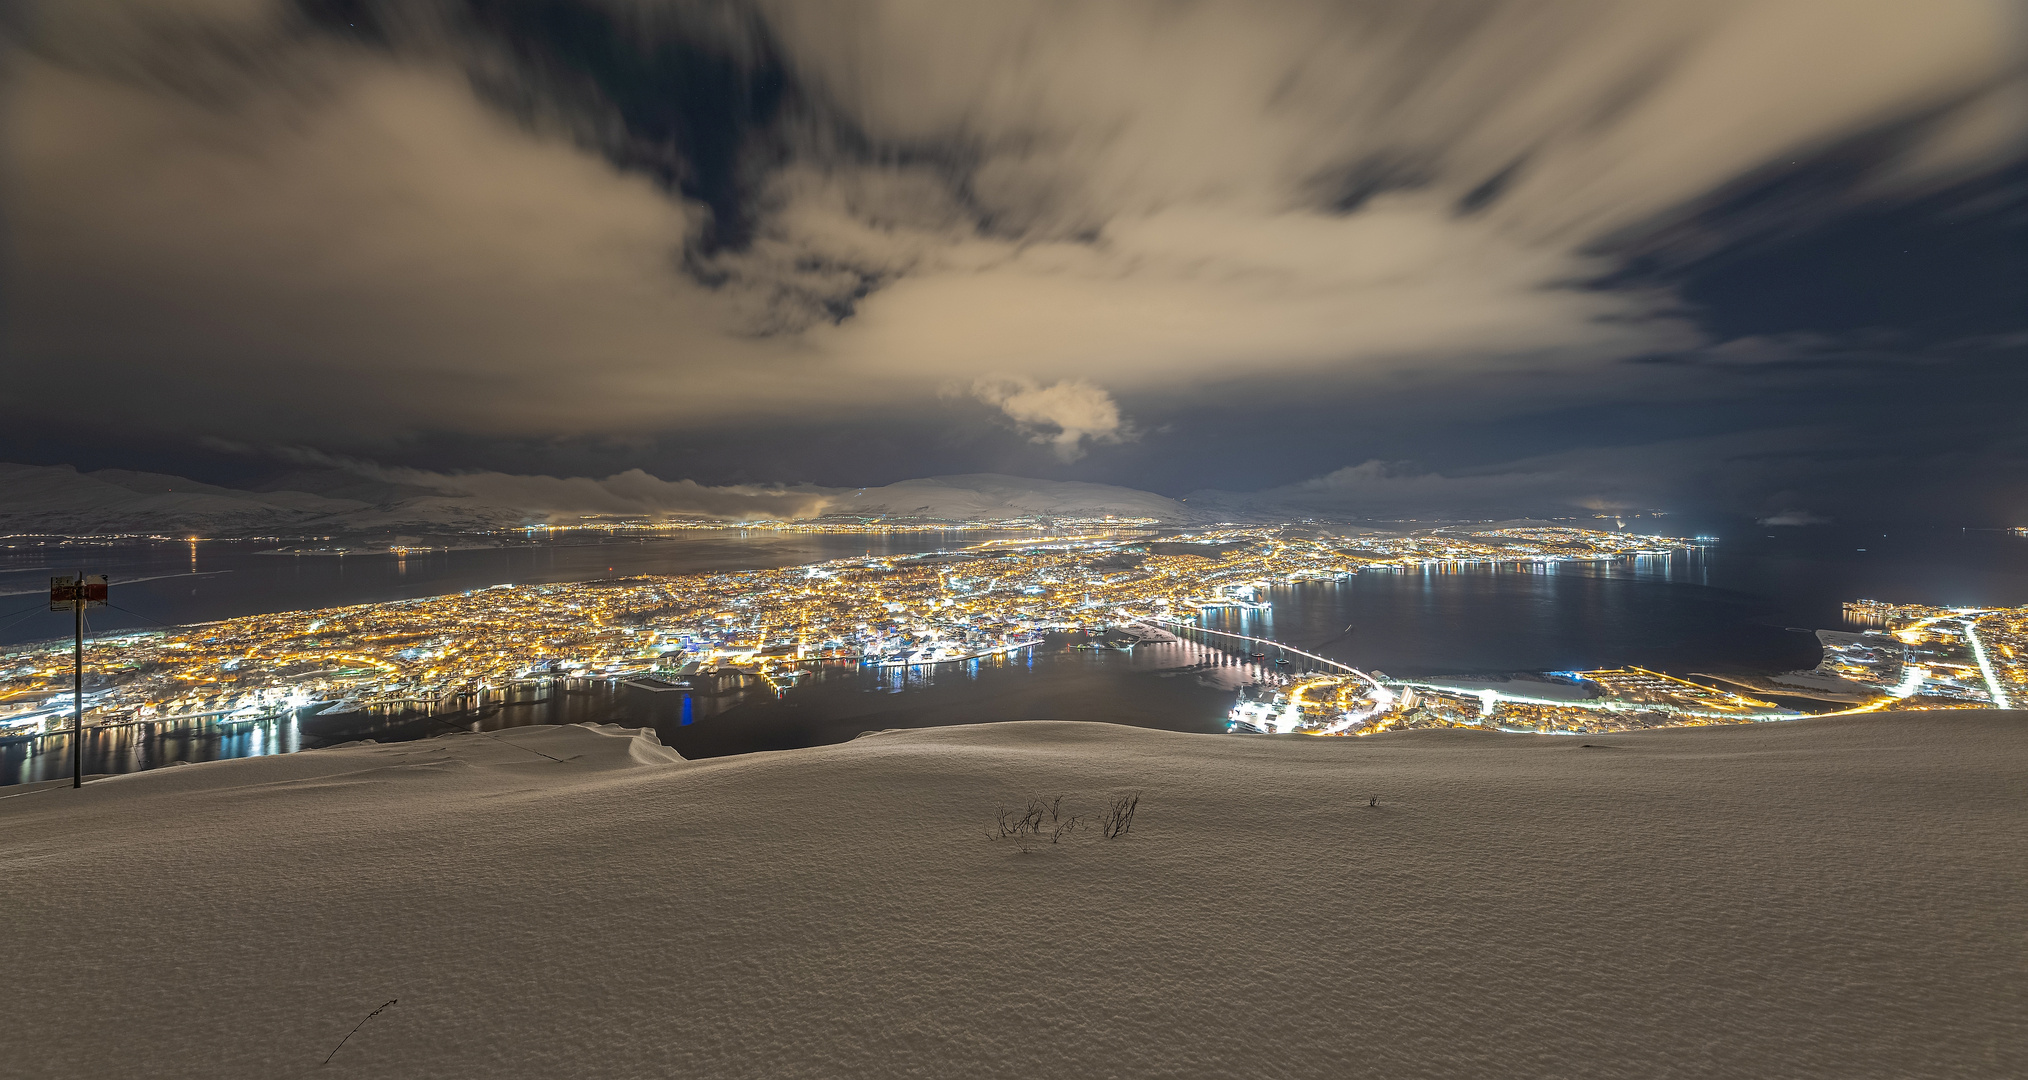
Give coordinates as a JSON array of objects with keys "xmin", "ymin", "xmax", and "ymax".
[{"xmin": 324, "ymin": 999, "xmax": 398, "ymax": 1066}]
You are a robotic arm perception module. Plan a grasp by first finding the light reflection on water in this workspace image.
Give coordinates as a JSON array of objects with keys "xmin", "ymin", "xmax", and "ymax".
[
  {"xmin": 8, "ymin": 714, "xmax": 309, "ymax": 786},
  {"xmin": 2, "ymin": 636, "xmax": 1272, "ymax": 784},
  {"xmin": 6, "ymin": 528, "xmax": 2026, "ymax": 785},
  {"xmin": 0, "ymin": 530, "xmax": 1048, "ymax": 647}
]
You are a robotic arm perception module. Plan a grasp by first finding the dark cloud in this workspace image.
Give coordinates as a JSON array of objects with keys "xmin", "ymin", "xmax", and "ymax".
[
  {"xmin": 452, "ymin": 0, "xmax": 794, "ymax": 250},
  {"xmin": 3, "ymin": 0, "xmax": 2024, "ymax": 523}
]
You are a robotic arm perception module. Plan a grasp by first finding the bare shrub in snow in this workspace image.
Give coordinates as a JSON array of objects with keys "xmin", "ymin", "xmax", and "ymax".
[
  {"xmin": 994, "ymin": 800, "xmax": 1043, "ymax": 841},
  {"xmin": 991, "ymin": 795, "xmax": 1084, "ymax": 852},
  {"xmin": 1101, "ymin": 794, "xmax": 1140, "ymax": 839}
]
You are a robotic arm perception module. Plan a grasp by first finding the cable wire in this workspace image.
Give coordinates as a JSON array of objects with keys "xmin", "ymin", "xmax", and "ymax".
[
  {"xmin": 105, "ymin": 602, "xmax": 182, "ymax": 631},
  {"xmin": 0, "ymin": 602, "xmax": 56, "ymax": 639}
]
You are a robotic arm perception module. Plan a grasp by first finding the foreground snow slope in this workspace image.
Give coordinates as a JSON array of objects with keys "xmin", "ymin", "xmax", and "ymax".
[{"xmin": 2, "ymin": 715, "xmax": 2022, "ymax": 1079}]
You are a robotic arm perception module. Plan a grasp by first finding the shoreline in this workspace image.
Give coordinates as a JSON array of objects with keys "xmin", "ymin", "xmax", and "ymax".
[{"xmin": 1693, "ymin": 671, "xmax": 1871, "ymax": 703}]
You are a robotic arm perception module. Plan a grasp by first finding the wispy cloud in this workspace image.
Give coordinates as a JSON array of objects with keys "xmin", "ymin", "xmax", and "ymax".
[{"xmin": 7, "ymin": 0, "xmax": 2022, "ymax": 488}]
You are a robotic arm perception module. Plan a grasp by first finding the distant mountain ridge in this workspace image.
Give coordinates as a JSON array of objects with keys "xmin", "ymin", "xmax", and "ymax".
[
  {"xmin": 828, "ymin": 475, "xmax": 1184, "ymax": 523},
  {"xmin": 0, "ymin": 463, "xmax": 1189, "ymax": 537},
  {"xmin": 0, "ymin": 464, "xmax": 370, "ymax": 536}
]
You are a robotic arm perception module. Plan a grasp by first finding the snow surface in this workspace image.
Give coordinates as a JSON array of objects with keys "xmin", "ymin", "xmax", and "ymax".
[{"xmin": 2, "ymin": 714, "xmax": 2022, "ymax": 1078}]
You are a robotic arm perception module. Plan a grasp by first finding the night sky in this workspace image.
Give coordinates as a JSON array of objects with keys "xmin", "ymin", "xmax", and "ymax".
[{"xmin": 5, "ymin": 1, "xmax": 2025, "ymax": 524}]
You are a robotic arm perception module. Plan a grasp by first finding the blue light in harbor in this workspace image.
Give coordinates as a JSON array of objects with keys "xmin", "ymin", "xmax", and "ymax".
[{"xmin": 680, "ymin": 696, "xmax": 694, "ymax": 726}]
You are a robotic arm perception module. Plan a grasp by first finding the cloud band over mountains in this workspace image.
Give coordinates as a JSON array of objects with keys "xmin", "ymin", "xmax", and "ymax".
[{"xmin": 5, "ymin": 1, "xmax": 2025, "ymax": 521}]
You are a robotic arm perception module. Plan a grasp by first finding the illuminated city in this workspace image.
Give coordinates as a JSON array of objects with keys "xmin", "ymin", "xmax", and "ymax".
[
  {"xmin": 6, "ymin": 525, "xmax": 2019, "ymax": 745},
  {"xmin": 6, "ymin": 3, "xmax": 2025, "ymax": 1075}
]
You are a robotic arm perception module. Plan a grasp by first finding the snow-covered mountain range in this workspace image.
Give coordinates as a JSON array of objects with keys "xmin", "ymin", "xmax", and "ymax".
[
  {"xmin": 827, "ymin": 474, "xmax": 1185, "ymax": 524},
  {"xmin": 0, "ymin": 463, "xmax": 1189, "ymax": 536}
]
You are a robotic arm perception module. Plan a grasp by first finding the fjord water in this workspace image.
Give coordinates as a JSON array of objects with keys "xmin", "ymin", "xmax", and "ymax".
[
  {"xmin": 6, "ymin": 526, "xmax": 2026, "ymax": 784},
  {"xmin": 0, "ymin": 529, "xmax": 1035, "ymax": 646},
  {"xmin": 1218, "ymin": 526, "xmax": 2028, "ymax": 678}
]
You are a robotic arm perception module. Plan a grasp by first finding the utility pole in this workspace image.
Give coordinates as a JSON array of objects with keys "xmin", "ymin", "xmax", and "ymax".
[
  {"xmin": 50, "ymin": 573, "xmax": 108, "ymax": 789},
  {"xmin": 73, "ymin": 579, "xmax": 82, "ymax": 788}
]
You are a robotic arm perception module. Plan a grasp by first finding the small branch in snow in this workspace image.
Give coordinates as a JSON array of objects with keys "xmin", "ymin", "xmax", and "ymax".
[
  {"xmin": 324, "ymin": 999, "xmax": 397, "ymax": 1066},
  {"xmin": 1101, "ymin": 794, "xmax": 1139, "ymax": 839}
]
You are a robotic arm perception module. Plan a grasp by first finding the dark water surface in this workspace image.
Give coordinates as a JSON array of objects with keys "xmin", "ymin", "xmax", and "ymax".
[
  {"xmin": 320, "ymin": 639, "xmax": 1254, "ymax": 758},
  {"xmin": 6, "ymin": 526, "xmax": 2025, "ymax": 785},
  {"xmin": 0, "ymin": 529, "xmax": 1034, "ymax": 645}
]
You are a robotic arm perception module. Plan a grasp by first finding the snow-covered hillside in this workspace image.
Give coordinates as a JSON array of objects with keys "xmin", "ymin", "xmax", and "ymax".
[
  {"xmin": 2, "ymin": 714, "xmax": 2019, "ymax": 1078},
  {"xmin": 0, "ymin": 463, "xmax": 369, "ymax": 535},
  {"xmin": 0, "ymin": 462, "xmax": 1185, "ymax": 535},
  {"xmin": 828, "ymin": 473, "xmax": 1185, "ymax": 522}
]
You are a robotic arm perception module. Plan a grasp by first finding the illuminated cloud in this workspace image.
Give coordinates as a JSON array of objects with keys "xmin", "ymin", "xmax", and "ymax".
[
  {"xmin": 4, "ymin": 0, "xmax": 2023, "ymax": 517},
  {"xmin": 971, "ymin": 377, "xmax": 1132, "ymax": 461}
]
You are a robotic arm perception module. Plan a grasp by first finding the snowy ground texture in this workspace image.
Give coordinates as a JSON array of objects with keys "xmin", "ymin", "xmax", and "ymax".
[{"xmin": 3, "ymin": 713, "xmax": 2023, "ymax": 1079}]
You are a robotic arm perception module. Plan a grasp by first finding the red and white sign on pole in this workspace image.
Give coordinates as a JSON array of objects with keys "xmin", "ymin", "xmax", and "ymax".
[{"xmin": 49, "ymin": 575, "xmax": 109, "ymax": 611}]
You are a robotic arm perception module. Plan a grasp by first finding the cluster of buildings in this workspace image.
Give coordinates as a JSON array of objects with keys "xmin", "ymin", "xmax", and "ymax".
[
  {"xmin": 9, "ymin": 523, "xmax": 2013, "ymax": 744},
  {"xmin": 1824, "ymin": 600, "xmax": 2025, "ymax": 709},
  {"xmin": 1230, "ymin": 667, "xmax": 1792, "ymax": 737},
  {"xmin": 1340, "ymin": 527, "xmax": 1699, "ymax": 566},
  {"xmin": 1232, "ymin": 599, "xmax": 2028, "ymax": 739},
  {"xmin": 0, "ymin": 525, "xmax": 1703, "ymax": 736}
]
